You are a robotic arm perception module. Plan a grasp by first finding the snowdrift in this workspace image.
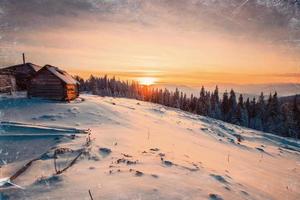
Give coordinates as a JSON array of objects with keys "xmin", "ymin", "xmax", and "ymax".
[{"xmin": 0, "ymin": 94, "xmax": 299, "ymax": 200}]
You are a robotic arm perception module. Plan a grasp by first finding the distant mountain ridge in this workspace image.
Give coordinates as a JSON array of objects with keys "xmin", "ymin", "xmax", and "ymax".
[
  {"xmin": 151, "ymin": 83, "xmax": 300, "ymax": 97},
  {"xmin": 279, "ymin": 94, "xmax": 300, "ymax": 104}
]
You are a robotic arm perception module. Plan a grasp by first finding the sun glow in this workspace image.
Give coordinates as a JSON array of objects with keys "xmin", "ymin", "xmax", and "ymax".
[{"xmin": 138, "ymin": 77, "xmax": 157, "ymax": 86}]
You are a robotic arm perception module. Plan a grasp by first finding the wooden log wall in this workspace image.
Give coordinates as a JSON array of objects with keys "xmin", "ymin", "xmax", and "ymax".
[
  {"xmin": 28, "ymin": 69, "xmax": 65, "ymax": 100},
  {"xmin": 0, "ymin": 74, "xmax": 16, "ymax": 93}
]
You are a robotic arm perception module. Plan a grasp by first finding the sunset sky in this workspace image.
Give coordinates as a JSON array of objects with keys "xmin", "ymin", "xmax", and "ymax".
[{"xmin": 0, "ymin": 0, "xmax": 300, "ymax": 86}]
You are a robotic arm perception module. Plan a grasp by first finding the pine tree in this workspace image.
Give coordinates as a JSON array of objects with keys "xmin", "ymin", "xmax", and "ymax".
[
  {"xmin": 241, "ymin": 95, "xmax": 249, "ymax": 126},
  {"xmin": 197, "ymin": 86, "xmax": 207, "ymax": 115},
  {"xmin": 189, "ymin": 94, "xmax": 197, "ymax": 113},
  {"xmin": 228, "ymin": 89, "xmax": 237, "ymax": 122},
  {"xmin": 205, "ymin": 91, "xmax": 211, "ymax": 116},
  {"xmin": 77, "ymin": 74, "xmax": 298, "ymax": 139},
  {"xmin": 233, "ymin": 94, "xmax": 242, "ymax": 125},
  {"xmin": 158, "ymin": 89, "xmax": 164, "ymax": 104},
  {"xmin": 179, "ymin": 92, "xmax": 184, "ymax": 109},
  {"xmin": 221, "ymin": 91, "xmax": 230, "ymax": 121},
  {"xmin": 269, "ymin": 92, "xmax": 279, "ymax": 118},
  {"xmin": 292, "ymin": 95, "xmax": 300, "ymax": 139},
  {"xmin": 182, "ymin": 93, "xmax": 188, "ymax": 111},
  {"xmin": 265, "ymin": 92, "xmax": 282, "ymax": 133},
  {"xmin": 264, "ymin": 93, "xmax": 272, "ymax": 131},
  {"xmin": 255, "ymin": 92, "xmax": 265, "ymax": 130},
  {"xmin": 238, "ymin": 94, "xmax": 243, "ymax": 108},
  {"xmin": 245, "ymin": 98, "xmax": 251, "ymax": 125},
  {"xmin": 214, "ymin": 86, "xmax": 219, "ymax": 104},
  {"xmin": 249, "ymin": 97, "xmax": 260, "ymax": 129}
]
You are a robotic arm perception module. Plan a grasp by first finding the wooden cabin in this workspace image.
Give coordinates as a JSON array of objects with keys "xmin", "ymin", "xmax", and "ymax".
[
  {"xmin": 0, "ymin": 73, "xmax": 16, "ymax": 93},
  {"xmin": 28, "ymin": 65, "xmax": 79, "ymax": 101},
  {"xmin": 0, "ymin": 63, "xmax": 41, "ymax": 90}
]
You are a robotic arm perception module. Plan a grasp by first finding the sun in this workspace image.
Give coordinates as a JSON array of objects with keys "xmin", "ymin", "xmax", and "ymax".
[{"xmin": 138, "ymin": 77, "xmax": 157, "ymax": 86}]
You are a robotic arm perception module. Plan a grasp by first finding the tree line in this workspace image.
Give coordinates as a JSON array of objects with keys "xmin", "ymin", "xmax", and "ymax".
[{"xmin": 75, "ymin": 75, "xmax": 300, "ymax": 139}]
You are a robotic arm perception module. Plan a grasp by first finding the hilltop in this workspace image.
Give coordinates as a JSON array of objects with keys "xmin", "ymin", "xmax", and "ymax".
[{"xmin": 0, "ymin": 94, "xmax": 299, "ymax": 200}]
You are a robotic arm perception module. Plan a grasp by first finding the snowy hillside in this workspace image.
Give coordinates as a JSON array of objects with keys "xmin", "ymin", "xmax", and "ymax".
[{"xmin": 0, "ymin": 94, "xmax": 300, "ymax": 200}]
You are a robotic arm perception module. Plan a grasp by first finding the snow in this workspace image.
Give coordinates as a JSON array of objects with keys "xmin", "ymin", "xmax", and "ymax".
[
  {"xmin": 27, "ymin": 63, "xmax": 41, "ymax": 72},
  {"xmin": 0, "ymin": 94, "xmax": 300, "ymax": 199},
  {"xmin": 46, "ymin": 65, "xmax": 79, "ymax": 85}
]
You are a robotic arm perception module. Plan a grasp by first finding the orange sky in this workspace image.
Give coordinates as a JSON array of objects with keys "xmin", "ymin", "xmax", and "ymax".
[
  {"xmin": 1, "ymin": 1, "xmax": 300, "ymax": 85},
  {"xmin": 11, "ymin": 22, "xmax": 299, "ymax": 85}
]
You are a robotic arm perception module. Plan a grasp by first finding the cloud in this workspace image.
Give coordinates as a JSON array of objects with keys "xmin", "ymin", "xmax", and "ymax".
[
  {"xmin": 1, "ymin": 0, "xmax": 300, "ymax": 73},
  {"xmin": 1, "ymin": 0, "xmax": 299, "ymax": 45},
  {"xmin": 1, "ymin": 0, "xmax": 299, "ymax": 32}
]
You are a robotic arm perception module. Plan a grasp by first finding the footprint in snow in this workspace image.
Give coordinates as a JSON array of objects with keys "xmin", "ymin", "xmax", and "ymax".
[
  {"xmin": 129, "ymin": 169, "xmax": 144, "ymax": 177},
  {"xmin": 158, "ymin": 153, "xmax": 165, "ymax": 157},
  {"xmin": 224, "ymin": 186, "xmax": 231, "ymax": 191},
  {"xmin": 162, "ymin": 160, "xmax": 173, "ymax": 167},
  {"xmin": 209, "ymin": 193, "xmax": 223, "ymax": 200},
  {"xmin": 256, "ymin": 147, "xmax": 265, "ymax": 152},
  {"xmin": 217, "ymin": 133, "xmax": 225, "ymax": 137},
  {"xmin": 122, "ymin": 153, "xmax": 132, "ymax": 158},
  {"xmin": 116, "ymin": 158, "xmax": 138, "ymax": 165},
  {"xmin": 99, "ymin": 148, "xmax": 112, "ymax": 157},
  {"xmin": 34, "ymin": 175, "xmax": 62, "ymax": 186},
  {"xmin": 135, "ymin": 170, "xmax": 144, "ymax": 177},
  {"xmin": 89, "ymin": 155, "xmax": 100, "ymax": 161},
  {"xmin": 67, "ymin": 107, "xmax": 79, "ymax": 114},
  {"xmin": 210, "ymin": 174, "xmax": 229, "ymax": 184},
  {"xmin": 225, "ymin": 174, "xmax": 232, "ymax": 179},
  {"xmin": 227, "ymin": 138, "xmax": 235, "ymax": 143},
  {"xmin": 150, "ymin": 148, "xmax": 160, "ymax": 152},
  {"xmin": 256, "ymin": 147, "xmax": 273, "ymax": 156},
  {"xmin": 240, "ymin": 190, "xmax": 250, "ymax": 196},
  {"xmin": 201, "ymin": 127, "xmax": 209, "ymax": 131},
  {"xmin": 181, "ymin": 164, "xmax": 200, "ymax": 172},
  {"xmin": 151, "ymin": 174, "xmax": 159, "ymax": 178}
]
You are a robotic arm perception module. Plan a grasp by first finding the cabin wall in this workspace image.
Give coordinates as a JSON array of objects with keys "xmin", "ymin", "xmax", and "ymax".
[
  {"xmin": 0, "ymin": 65, "xmax": 36, "ymax": 90},
  {"xmin": 14, "ymin": 65, "xmax": 36, "ymax": 90},
  {"xmin": 28, "ymin": 69, "xmax": 65, "ymax": 100},
  {"xmin": 65, "ymin": 84, "xmax": 79, "ymax": 101},
  {"xmin": 0, "ymin": 74, "xmax": 16, "ymax": 93}
]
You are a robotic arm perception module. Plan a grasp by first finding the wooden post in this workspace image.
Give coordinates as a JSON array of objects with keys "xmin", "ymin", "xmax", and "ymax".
[{"xmin": 22, "ymin": 53, "xmax": 25, "ymax": 64}]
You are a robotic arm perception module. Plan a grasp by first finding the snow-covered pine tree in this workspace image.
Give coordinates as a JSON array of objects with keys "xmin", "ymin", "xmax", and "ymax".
[
  {"xmin": 255, "ymin": 92, "xmax": 265, "ymax": 130},
  {"xmin": 292, "ymin": 95, "xmax": 300, "ymax": 139},
  {"xmin": 233, "ymin": 94, "xmax": 248, "ymax": 126},
  {"xmin": 76, "ymin": 75, "xmax": 298, "ymax": 139},
  {"xmin": 228, "ymin": 89, "xmax": 237, "ymax": 122},
  {"xmin": 197, "ymin": 86, "xmax": 207, "ymax": 115},
  {"xmin": 221, "ymin": 91, "xmax": 230, "ymax": 121},
  {"xmin": 214, "ymin": 86, "xmax": 219, "ymax": 104}
]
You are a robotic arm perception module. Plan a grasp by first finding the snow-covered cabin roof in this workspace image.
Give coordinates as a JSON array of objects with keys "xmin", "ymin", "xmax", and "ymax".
[
  {"xmin": 43, "ymin": 65, "xmax": 79, "ymax": 85},
  {"xmin": 0, "ymin": 63, "xmax": 41, "ymax": 72},
  {"xmin": 29, "ymin": 63, "xmax": 41, "ymax": 72}
]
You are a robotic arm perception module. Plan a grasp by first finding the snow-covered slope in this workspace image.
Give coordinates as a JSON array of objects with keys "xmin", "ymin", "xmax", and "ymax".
[{"xmin": 0, "ymin": 94, "xmax": 300, "ymax": 200}]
